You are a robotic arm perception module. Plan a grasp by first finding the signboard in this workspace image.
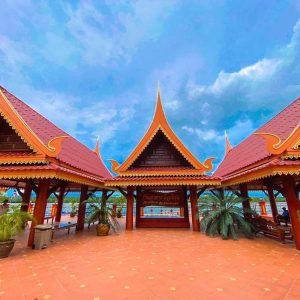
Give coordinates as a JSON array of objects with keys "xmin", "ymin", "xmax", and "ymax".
[{"xmin": 140, "ymin": 191, "xmax": 184, "ymax": 207}]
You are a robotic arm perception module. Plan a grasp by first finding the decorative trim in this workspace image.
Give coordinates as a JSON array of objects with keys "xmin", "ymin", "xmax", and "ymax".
[
  {"xmin": 105, "ymin": 178, "xmax": 221, "ymax": 187},
  {"xmin": 0, "ymin": 155, "xmax": 47, "ymax": 165},
  {"xmin": 0, "ymin": 167, "xmax": 106, "ymax": 188},
  {"xmin": 222, "ymin": 165, "xmax": 300, "ymax": 186},
  {"xmin": 113, "ymin": 169, "xmax": 209, "ymax": 177},
  {"xmin": 255, "ymin": 123, "xmax": 300, "ymax": 155}
]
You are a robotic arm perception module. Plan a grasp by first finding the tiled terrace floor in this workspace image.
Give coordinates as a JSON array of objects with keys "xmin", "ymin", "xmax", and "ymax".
[{"xmin": 1, "ymin": 218, "xmax": 300, "ymax": 300}]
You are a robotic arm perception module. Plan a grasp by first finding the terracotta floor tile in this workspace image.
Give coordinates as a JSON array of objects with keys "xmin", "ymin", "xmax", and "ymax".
[{"xmin": 1, "ymin": 217, "xmax": 300, "ymax": 299}]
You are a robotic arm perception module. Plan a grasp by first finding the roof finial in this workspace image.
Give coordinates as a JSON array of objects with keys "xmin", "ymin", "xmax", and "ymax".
[
  {"xmin": 155, "ymin": 81, "xmax": 165, "ymax": 120},
  {"xmin": 95, "ymin": 136, "xmax": 100, "ymax": 156},
  {"xmin": 225, "ymin": 130, "xmax": 232, "ymax": 154},
  {"xmin": 157, "ymin": 81, "xmax": 161, "ymax": 101}
]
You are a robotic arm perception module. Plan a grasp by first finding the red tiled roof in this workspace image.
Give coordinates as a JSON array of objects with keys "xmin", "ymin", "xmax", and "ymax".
[
  {"xmin": 0, "ymin": 87, "xmax": 112, "ymax": 179},
  {"xmin": 214, "ymin": 97, "xmax": 300, "ymax": 178}
]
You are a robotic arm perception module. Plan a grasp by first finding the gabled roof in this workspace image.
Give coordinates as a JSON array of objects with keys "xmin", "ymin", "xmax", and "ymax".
[
  {"xmin": 109, "ymin": 87, "xmax": 215, "ymax": 177},
  {"xmin": 215, "ymin": 97, "xmax": 300, "ymax": 182},
  {"xmin": 0, "ymin": 86, "xmax": 112, "ymax": 181}
]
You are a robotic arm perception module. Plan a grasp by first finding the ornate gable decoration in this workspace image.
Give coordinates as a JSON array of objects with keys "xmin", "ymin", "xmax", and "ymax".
[
  {"xmin": 255, "ymin": 123, "xmax": 300, "ymax": 159},
  {"xmin": 109, "ymin": 87, "xmax": 215, "ymax": 176},
  {"xmin": 0, "ymin": 89, "xmax": 68, "ymax": 164}
]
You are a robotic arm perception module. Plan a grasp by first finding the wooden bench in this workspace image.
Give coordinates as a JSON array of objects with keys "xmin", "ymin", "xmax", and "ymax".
[
  {"xmin": 44, "ymin": 215, "xmax": 54, "ymax": 224},
  {"xmin": 250, "ymin": 217, "xmax": 293, "ymax": 243},
  {"xmin": 51, "ymin": 222, "xmax": 77, "ymax": 240}
]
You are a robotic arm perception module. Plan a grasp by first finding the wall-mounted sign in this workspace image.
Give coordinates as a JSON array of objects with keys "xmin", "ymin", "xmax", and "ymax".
[{"xmin": 140, "ymin": 191, "xmax": 184, "ymax": 207}]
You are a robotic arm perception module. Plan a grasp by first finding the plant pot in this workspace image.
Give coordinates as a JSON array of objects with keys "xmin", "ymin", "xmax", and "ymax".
[
  {"xmin": 117, "ymin": 212, "xmax": 122, "ymax": 218},
  {"xmin": 70, "ymin": 212, "xmax": 76, "ymax": 218},
  {"xmin": 0, "ymin": 240, "xmax": 15, "ymax": 259},
  {"xmin": 96, "ymin": 223, "xmax": 110, "ymax": 236}
]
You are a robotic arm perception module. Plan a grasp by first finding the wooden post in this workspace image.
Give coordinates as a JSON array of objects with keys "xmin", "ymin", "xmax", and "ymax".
[
  {"xmin": 126, "ymin": 186, "xmax": 134, "ymax": 230},
  {"xmin": 136, "ymin": 187, "xmax": 141, "ymax": 227},
  {"xmin": 180, "ymin": 208, "xmax": 184, "ymax": 217},
  {"xmin": 282, "ymin": 176, "xmax": 300, "ymax": 250},
  {"xmin": 240, "ymin": 183, "xmax": 251, "ymax": 218},
  {"xmin": 21, "ymin": 182, "xmax": 32, "ymax": 212},
  {"xmin": 55, "ymin": 184, "xmax": 66, "ymax": 222},
  {"xmin": 266, "ymin": 183, "xmax": 278, "ymax": 222},
  {"xmin": 27, "ymin": 179, "xmax": 51, "ymax": 247},
  {"xmin": 190, "ymin": 186, "xmax": 200, "ymax": 231},
  {"xmin": 183, "ymin": 186, "xmax": 190, "ymax": 227},
  {"xmin": 76, "ymin": 185, "xmax": 88, "ymax": 231},
  {"xmin": 240, "ymin": 183, "xmax": 250, "ymax": 209}
]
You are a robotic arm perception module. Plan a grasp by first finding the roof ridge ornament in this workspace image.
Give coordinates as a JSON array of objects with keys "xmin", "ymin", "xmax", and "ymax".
[
  {"xmin": 94, "ymin": 136, "xmax": 100, "ymax": 156},
  {"xmin": 255, "ymin": 123, "xmax": 300, "ymax": 155},
  {"xmin": 225, "ymin": 130, "xmax": 232, "ymax": 155}
]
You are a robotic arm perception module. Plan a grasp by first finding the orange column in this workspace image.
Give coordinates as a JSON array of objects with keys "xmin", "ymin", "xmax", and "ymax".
[
  {"xmin": 282, "ymin": 176, "xmax": 300, "ymax": 250},
  {"xmin": 55, "ymin": 184, "xmax": 66, "ymax": 222},
  {"xmin": 190, "ymin": 186, "xmax": 200, "ymax": 231},
  {"xmin": 266, "ymin": 183, "xmax": 278, "ymax": 222},
  {"xmin": 258, "ymin": 201, "xmax": 267, "ymax": 215},
  {"xmin": 126, "ymin": 187, "xmax": 134, "ymax": 230},
  {"xmin": 76, "ymin": 185, "xmax": 88, "ymax": 231},
  {"xmin": 28, "ymin": 179, "xmax": 51, "ymax": 247},
  {"xmin": 21, "ymin": 182, "xmax": 32, "ymax": 212}
]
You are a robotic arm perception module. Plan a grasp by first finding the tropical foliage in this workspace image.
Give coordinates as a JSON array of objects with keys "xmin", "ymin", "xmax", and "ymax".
[
  {"xmin": 69, "ymin": 198, "xmax": 78, "ymax": 215},
  {"xmin": 0, "ymin": 205, "xmax": 34, "ymax": 242},
  {"xmin": 84, "ymin": 196, "xmax": 120, "ymax": 232},
  {"xmin": 199, "ymin": 191, "xmax": 256, "ymax": 240}
]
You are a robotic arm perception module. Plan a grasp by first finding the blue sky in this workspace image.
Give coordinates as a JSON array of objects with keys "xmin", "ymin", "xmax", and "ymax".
[{"xmin": 1, "ymin": 1, "xmax": 300, "ymax": 172}]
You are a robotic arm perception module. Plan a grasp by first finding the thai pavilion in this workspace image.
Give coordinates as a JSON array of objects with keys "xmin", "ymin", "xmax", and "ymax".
[
  {"xmin": 0, "ymin": 86, "xmax": 112, "ymax": 247},
  {"xmin": 106, "ymin": 89, "xmax": 219, "ymax": 231},
  {"xmin": 0, "ymin": 84, "xmax": 299, "ymax": 249}
]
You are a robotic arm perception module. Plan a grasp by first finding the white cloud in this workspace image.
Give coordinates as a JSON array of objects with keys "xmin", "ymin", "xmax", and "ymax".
[
  {"xmin": 182, "ymin": 126, "xmax": 223, "ymax": 142},
  {"xmin": 8, "ymin": 84, "xmax": 136, "ymax": 147},
  {"xmin": 0, "ymin": 35, "xmax": 31, "ymax": 67},
  {"xmin": 179, "ymin": 18, "xmax": 300, "ymax": 140},
  {"xmin": 64, "ymin": 0, "xmax": 176, "ymax": 66}
]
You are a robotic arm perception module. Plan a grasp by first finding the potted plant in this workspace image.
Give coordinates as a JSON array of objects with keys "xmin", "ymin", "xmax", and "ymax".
[
  {"xmin": 85, "ymin": 196, "xmax": 120, "ymax": 236},
  {"xmin": 0, "ymin": 205, "xmax": 34, "ymax": 258},
  {"xmin": 199, "ymin": 191, "xmax": 256, "ymax": 240},
  {"xmin": 117, "ymin": 207, "xmax": 122, "ymax": 218},
  {"xmin": 69, "ymin": 198, "xmax": 78, "ymax": 218}
]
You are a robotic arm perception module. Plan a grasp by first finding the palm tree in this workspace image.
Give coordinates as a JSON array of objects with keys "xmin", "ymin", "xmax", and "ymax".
[{"xmin": 199, "ymin": 191, "xmax": 256, "ymax": 240}]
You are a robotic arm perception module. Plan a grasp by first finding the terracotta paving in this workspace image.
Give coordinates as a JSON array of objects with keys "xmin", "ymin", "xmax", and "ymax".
[{"xmin": 1, "ymin": 218, "xmax": 300, "ymax": 300}]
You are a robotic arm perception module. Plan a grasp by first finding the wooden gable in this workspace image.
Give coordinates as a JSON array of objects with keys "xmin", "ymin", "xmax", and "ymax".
[
  {"xmin": 130, "ymin": 130, "xmax": 193, "ymax": 169},
  {"xmin": 0, "ymin": 116, "xmax": 32, "ymax": 152}
]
